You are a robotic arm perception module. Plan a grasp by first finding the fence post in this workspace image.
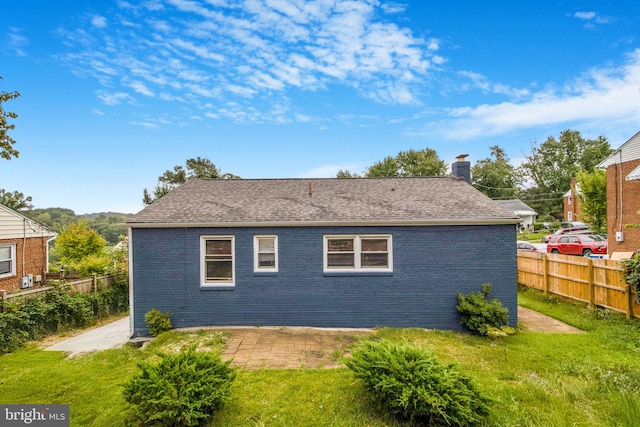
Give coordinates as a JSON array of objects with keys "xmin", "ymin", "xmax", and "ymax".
[
  {"xmin": 543, "ymin": 255, "xmax": 549, "ymax": 295},
  {"xmin": 626, "ymin": 284, "xmax": 633, "ymax": 319},
  {"xmin": 93, "ymin": 273, "xmax": 98, "ymax": 293},
  {"xmin": 1, "ymin": 290, "xmax": 5, "ymax": 312},
  {"xmin": 587, "ymin": 258, "xmax": 595, "ymax": 309}
]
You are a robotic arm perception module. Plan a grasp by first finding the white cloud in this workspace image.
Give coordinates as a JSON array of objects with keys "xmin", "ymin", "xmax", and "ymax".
[
  {"xmin": 91, "ymin": 15, "xmax": 107, "ymax": 28},
  {"xmin": 130, "ymin": 121, "xmax": 158, "ymax": 128},
  {"xmin": 573, "ymin": 11, "xmax": 596, "ymax": 20},
  {"xmin": 97, "ymin": 91, "xmax": 134, "ymax": 105},
  {"xmin": 426, "ymin": 49, "xmax": 640, "ymax": 140},
  {"xmin": 5, "ymin": 27, "xmax": 29, "ymax": 57},
  {"xmin": 57, "ymin": 0, "xmax": 437, "ymax": 122}
]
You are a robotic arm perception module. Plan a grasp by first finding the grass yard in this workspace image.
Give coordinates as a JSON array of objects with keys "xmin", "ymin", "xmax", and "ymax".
[{"xmin": 1, "ymin": 287, "xmax": 640, "ymax": 426}]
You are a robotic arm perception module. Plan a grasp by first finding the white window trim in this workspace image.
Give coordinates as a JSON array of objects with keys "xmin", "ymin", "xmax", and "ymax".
[
  {"xmin": 254, "ymin": 235, "xmax": 278, "ymax": 272},
  {"xmin": 323, "ymin": 234, "xmax": 393, "ymax": 273},
  {"xmin": 200, "ymin": 236, "xmax": 235, "ymax": 288},
  {"xmin": 0, "ymin": 244, "xmax": 16, "ymax": 279}
]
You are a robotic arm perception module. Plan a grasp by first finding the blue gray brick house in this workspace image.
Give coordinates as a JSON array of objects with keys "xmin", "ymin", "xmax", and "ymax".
[{"xmin": 127, "ymin": 161, "xmax": 520, "ymax": 336}]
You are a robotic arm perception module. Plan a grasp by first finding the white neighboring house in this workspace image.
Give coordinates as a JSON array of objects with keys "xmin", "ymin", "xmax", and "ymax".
[
  {"xmin": 494, "ymin": 200, "xmax": 538, "ymax": 230},
  {"xmin": 0, "ymin": 204, "xmax": 57, "ymax": 292}
]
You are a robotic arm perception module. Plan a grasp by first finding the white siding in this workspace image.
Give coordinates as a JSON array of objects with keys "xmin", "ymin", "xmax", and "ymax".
[
  {"xmin": 598, "ymin": 131, "xmax": 640, "ymax": 167},
  {"xmin": 0, "ymin": 205, "xmax": 57, "ymax": 240}
]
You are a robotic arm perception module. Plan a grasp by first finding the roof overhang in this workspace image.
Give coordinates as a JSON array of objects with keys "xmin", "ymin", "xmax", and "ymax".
[{"xmin": 127, "ymin": 218, "xmax": 522, "ymax": 229}]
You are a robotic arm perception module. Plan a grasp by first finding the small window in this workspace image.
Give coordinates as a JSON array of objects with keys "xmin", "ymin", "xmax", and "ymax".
[
  {"xmin": 201, "ymin": 236, "xmax": 234, "ymax": 287},
  {"xmin": 254, "ymin": 235, "xmax": 278, "ymax": 272},
  {"xmin": 324, "ymin": 235, "xmax": 392, "ymax": 272},
  {"xmin": 0, "ymin": 244, "xmax": 16, "ymax": 278}
]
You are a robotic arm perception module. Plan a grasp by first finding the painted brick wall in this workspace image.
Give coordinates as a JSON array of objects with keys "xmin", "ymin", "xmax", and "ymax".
[
  {"xmin": 130, "ymin": 224, "xmax": 517, "ymax": 335},
  {"xmin": 606, "ymin": 160, "xmax": 640, "ymax": 253},
  {"xmin": 0, "ymin": 237, "xmax": 49, "ymax": 292}
]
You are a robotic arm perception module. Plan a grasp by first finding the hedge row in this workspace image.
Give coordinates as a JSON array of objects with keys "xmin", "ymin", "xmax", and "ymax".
[{"xmin": 0, "ymin": 279, "xmax": 129, "ymax": 354}]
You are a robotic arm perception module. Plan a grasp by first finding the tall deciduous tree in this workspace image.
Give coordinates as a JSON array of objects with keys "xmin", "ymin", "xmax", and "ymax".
[
  {"xmin": 0, "ymin": 76, "xmax": 20, "ymax": 160},
  {"xmin": 365, "ymin": 148, "xmax": 447, "ymax": 177},
  {"xmin": 143, "ymin": 157, "xmax": 240, "ymax": 205},
  {"xmin": 519, "ymin": 130, "xmax": 612, "ymax": 217},
  {"xmin": 0, "ymin": 189, "xmax": 32, "ymax": 211},
  {"xmin": 471, "ymin": 146, "xmax": 522, "ymax": 200},
  {"xmin": 576, "ymin": 169, "xmax": 607, "ymax": 233}
]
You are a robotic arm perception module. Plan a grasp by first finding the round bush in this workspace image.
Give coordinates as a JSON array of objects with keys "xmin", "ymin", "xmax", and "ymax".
[
  {"xmin": 123, "ymin": 345, "xmax": 236, "ymax": 426},
  {"xmin": 144, "ymin": 308, "xmax": 172, "ymax": 336},
  {"xmin": 345, "ymin": 339, "xmax": 490, "ymax": 426}
]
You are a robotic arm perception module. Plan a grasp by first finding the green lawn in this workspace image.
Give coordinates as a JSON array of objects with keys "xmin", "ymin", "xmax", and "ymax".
[{"xmin": 2, "ymin": 288, "xmax": 640, "ymax": 426}]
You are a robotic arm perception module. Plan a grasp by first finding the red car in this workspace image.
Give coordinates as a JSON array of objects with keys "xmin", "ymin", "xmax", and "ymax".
[{"xmin": 546, "ymin": 235, "xmax": 607, "ymax": 257}]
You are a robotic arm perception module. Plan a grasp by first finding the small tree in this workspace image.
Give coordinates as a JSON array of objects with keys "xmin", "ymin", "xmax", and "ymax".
[
  {"xmin": 0, "ymin": 189, "xmax": 32, "ymax": 211},
  {"xmin": 576, "ymin": 169, "xmax": 607, "ymax": 233},
  {"xmin": 55, "ymin": 221, "xmax": 106, "ymax": 264}
]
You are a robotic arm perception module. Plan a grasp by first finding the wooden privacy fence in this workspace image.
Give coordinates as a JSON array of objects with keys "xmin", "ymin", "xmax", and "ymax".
[
  {"xmin": 518, "ymin": 252, "xmax": 640, "ymax": 319},
  {"xmin": 0, "ymin": 273, "xmax": 125, "ymax": 309}
]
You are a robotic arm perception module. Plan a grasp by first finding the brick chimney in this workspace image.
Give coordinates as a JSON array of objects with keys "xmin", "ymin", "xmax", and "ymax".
[{"xmin": 451, "ymin": 154, "xmax": 470, "ymax": 184}]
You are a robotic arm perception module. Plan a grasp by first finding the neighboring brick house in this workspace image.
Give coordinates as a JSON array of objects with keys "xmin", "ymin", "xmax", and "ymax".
[
  {"xmin": 0, "ymin": 204, "xmax": 57, "ymax": 292},
  {"xmin": 597, "ymin": 131, "xmax": 640, "ymax": 254},
  {"xmin": 126, "ymin": 160, "xmax": 520, "ymax": 337},
  {"xmin": 563, "ymin": 178, "xmax": 583, "ymax": 223}
]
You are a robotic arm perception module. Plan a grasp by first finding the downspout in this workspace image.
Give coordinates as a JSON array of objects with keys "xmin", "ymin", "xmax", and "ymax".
[
  {"xmin": 22, "ymin": 219, "xmax": 26, "ymax": 278},
  {"xmin": 46, "ymin": 235, "xmax": 57, "ymax": 273},
  {"xmin": 128, "ymin": 227, "xmax": 134, "ymax": 338},
  {"xmin": 619, "ymin": 150, "xmax": 623, "ymax": 232}
]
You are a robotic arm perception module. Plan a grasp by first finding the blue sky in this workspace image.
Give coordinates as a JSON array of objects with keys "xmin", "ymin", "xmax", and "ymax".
[{"xmin": 1, "ymin": 0, "xmax": 639, "ymax": 214}]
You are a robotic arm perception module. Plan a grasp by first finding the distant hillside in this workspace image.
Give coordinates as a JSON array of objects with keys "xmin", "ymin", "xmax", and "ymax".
[{"xmin": 82, "ymin": 212, "xmax": 133, "ymax": 219}]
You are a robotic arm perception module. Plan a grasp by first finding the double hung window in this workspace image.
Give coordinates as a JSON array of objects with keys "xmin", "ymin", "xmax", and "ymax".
[
  {"xmin": 254, "ymin": 235, "xmax": 278, "ymax": 272},
  {"xmin": 324, "ymin": 235, "xmax": 392, "ymax": 272},
  {"xmin": 201, "ymin": 236, "xmax": 234, "ymax": 287},
  {"xmin": 0, "ymin": 244, "xmax": 15, "ymax": 278}
]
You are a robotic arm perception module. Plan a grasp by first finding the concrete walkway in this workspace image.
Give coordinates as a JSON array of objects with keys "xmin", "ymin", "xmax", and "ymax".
[
  {"xmin": 45, "ymin": 316, "xmax": 131, "ymax": 357},
  {"xmin": 44, "ymin": 307, "xmax": 583, "ymax": 359}
]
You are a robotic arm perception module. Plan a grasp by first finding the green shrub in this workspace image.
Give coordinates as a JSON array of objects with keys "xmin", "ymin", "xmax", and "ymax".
[
  {"xmin": 624, "ymin": 256, "xmax": 640, "ymax": 301},
  {"xmin": 0, "ymin": 278, "xmax": 129, "ymax": 354},
  {"xmin": 145, "ymin": 308, "xmax": 172, "ymax": 336},
  {"xmin": 123, "ymin": 345, "xmax": 236, "ymax": 426},
  {"xmin": 345, "ymin": 339, "xmax": 490, "ymax": 426},
  {"xmin": 457, "ymin": 283, "xmax": 509, "ymax": 336}
]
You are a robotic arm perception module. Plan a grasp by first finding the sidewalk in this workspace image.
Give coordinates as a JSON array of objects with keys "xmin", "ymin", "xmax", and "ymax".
[
  {"xmin": 44, "ymin": 307, "xmax": 583, "ymax": 360},
  {"xmin": 45, "ymin": 316, "xmax": 131, "ymax": 357}
]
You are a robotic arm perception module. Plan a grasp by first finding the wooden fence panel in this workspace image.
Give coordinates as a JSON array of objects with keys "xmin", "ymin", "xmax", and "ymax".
[
  {"xmin": 518, "ymin": 252, "xmax": 638, "ymax": 319},
  {"xmin": 0, "ymin": 274, "xmax": 125, "ymax": 309}
]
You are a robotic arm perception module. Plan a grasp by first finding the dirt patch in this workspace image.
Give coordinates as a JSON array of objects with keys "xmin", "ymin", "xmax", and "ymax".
[{"xmin": 217, "ymin": 327, "xmax": 372, "ymax": 369}]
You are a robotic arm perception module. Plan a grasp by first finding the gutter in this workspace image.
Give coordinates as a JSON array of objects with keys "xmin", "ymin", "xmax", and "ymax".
[{"xmin": 127, "ymin": 218, "xmax": 522, "ymax": 229}]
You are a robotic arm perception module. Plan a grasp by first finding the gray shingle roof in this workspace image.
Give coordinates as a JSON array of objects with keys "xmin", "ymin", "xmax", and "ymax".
[
  {"xmin": 494, "ymin": 199, "xmax": 537, "ymax": 216},
  {"xmin": 127, "ymin": 177, "xmax": 520, "ymax": 227}
]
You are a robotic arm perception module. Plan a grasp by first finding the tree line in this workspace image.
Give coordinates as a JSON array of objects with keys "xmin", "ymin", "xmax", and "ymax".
[{"xmin": 141, "ymin": 130, "xmax": 611, "ymax": 229}]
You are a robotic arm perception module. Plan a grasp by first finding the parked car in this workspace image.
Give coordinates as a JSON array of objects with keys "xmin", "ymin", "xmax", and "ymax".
[
  {"xmin": 560, "ymin": 221, "xmax": 589, "ymax": 229},
  {"xmin": 517, "ymin": 241, "xmax": 546, "ymax": 253},
  {"xmin": 547, "ymin": 234, "xmax": 608, "ymax": 257},
  {"xmin": 542, "ymin": 226, "xmax": 594, "ymax": 243}
]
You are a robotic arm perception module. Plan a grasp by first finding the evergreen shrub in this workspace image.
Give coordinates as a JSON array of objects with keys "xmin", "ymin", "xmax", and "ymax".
[
  {"xmin": 123, "ymin": 345, "xmax": 236, "ymax": 426},
  {"xmin": 345, "ymin": 339, "xmax": 490, "ymax": 426},
  {"xmin": 144, "ymin": 308, "xmax": 172, "ymax": 336},
  {"xmin": 457, "ymin": 284, "xmax": 509, "ymax": 336}
]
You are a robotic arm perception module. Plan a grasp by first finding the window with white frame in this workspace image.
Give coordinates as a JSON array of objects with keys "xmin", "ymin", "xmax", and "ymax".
[
  {"xmin": 324, "ymin": 235, "xmax": 392, "ymax": 272},
  {"xmin": 201, "ymin": 236, "xmax": 234, "ymax": 287},
  {"xmin": 0, "ymin": 244, "xmax": 16, "ymax": 278},
  {"xmin": 254, "ymin": 235, "xmax": 278, "ymax": 272}
]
